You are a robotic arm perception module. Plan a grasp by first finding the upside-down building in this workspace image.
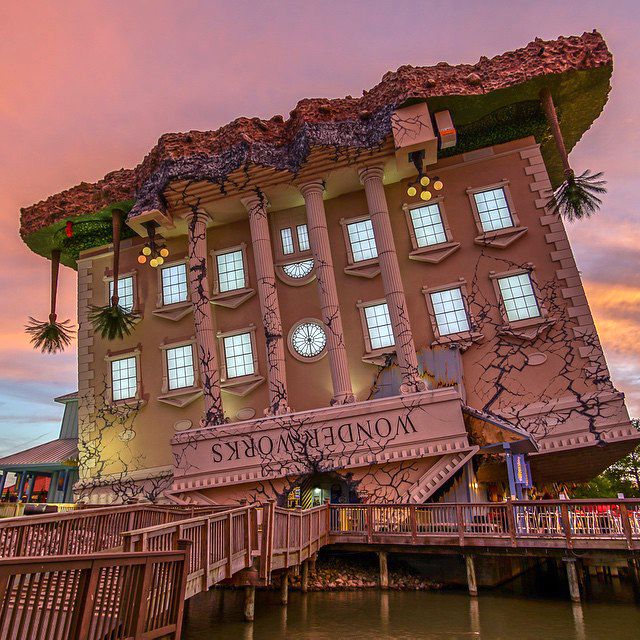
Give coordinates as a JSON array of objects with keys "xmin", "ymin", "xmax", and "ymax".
[{"xmin": 20, "ymin": 31, "xmax": 638, "ymax": 507}]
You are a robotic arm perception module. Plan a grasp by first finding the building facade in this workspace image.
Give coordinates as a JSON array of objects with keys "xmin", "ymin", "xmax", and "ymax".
[{"xmin": 20, "ymin": 31, "xmax": 638, "ymax": 506}]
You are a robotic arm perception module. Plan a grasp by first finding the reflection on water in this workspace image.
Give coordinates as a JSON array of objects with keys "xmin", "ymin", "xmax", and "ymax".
[{"xmin": 182, "ymin": 572, "xmax": 640, "ymax": 640}]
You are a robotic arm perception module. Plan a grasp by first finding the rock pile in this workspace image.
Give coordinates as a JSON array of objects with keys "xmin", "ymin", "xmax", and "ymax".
[{"xmin": 284, "ymin": 557, "xmax": 441, "ymax": 591}]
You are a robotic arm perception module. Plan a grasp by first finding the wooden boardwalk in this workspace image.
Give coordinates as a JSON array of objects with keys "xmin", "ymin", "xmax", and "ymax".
[{"xmin": 0, "ymin": 498, "xmax": 639, "ymax": 637}]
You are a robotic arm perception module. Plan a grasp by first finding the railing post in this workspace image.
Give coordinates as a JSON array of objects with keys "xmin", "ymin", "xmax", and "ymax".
[
  {"xmin": 620, "ymin": 502, "xmax": 634, "ymax": 550},
  {"xmin": 410, "ymin": 505, "xmax": 418, "ymax": 542},
  {"xmin": 71, "ymin": 560, "xmax": 102, "ymax": 640},
  {"xmin": 176, "ymin": 538, "xmax": 192, "ymax": 627},
  {"xmin": 324, "ymin": 499, "xmax": 331, "ymax": 542},
  {"xmin": 202, "ymin": 517, "xmax": 211, "ymax": 591},
  {"xmin": 505, "ymin": 501, "xmax": 517, "ymax": 547},
  {"xmin": 560, "ymin": 502, "xmax": 573, "ymax": 549},
  {"xmin": 245, "ymin": 507, "xmax": 253, "ymax": 568},
  {"xmin": 226, "ymin": 511, "xmax": 233, "ymax": 578},
  {"xmin": 456, "ymin": 504, "xmax": 465, "ymax": 546},
  {"xmin": 298, "ymin": 506, "xmax": 303, "ymax": 556},
  {"xmin": 259, "ymin": 500, "xmax": 275, "ymax": 581},
  {"xmin": 366, "ymin": 505, "xmax": 373, "ymax": 543},
  {"xmin": 134, "ymin": 557, "xmax": 155, "ymax": 640}
]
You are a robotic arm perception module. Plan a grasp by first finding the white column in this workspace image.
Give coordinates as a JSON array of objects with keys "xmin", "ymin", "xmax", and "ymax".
[
  {"xmin": 359, "ymin": 166, "xmax": 426, "ymax": 394},
  {"xmin": 242, "ymin": 194, "xmax": 291, "ymax": 415}
]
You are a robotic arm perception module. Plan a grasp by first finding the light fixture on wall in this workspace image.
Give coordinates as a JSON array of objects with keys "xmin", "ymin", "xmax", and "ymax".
[
  {"xmin": 406, "ymin": 150, "xmax": 443, "ymax": 201},
  {"xmin": 138, "ymin": 221, "xmax": 169, "ymax": 268}
]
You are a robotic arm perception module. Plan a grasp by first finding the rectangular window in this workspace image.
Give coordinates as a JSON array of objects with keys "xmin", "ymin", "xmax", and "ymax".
[
  {"xmin": 430, "ymin": 287, "xmax": 470, "ymax": 336},
  {"xmin": 473, "ymin": 187, "xmax": 514, "ymax": 232},
  {"xmin": 111, "ymin": 356, "xmax": 137, "ymax": 401},
  {"xmin": 410, "ymin": 203, "xmax": 448, "ymax": 247},
  {"xmin": 161, "ymin": 263, "xmax": 188, "ymax": 305},
  {"xmin": 498, "ymin": 273, "xmax": 541, "ymax": 322},
  {"xmin": 281, "ymin": 228, "xmax": 295, "ymax": 255},
  {"xmin": 364, "ymin": 303, "xmax": 394, "ymax": 350},
  {"xmin": 224, "ymin": 332, "xmax": 255, "ymax": 379},
  {"xmin": 109, "ymin": 276, "xmax": 134, "ymax": 313},
  {"xmin": 216, "ymin": 250, "xmax": 246, "ymax": 292},
  {"xmin": 347, "ymin": 219, "xmax": 378, "ymax": 262},
  {"xmin": 166, "ymin": 345, "xmax": 195, "ymax": 390},
  {"xmin": 296, "ymin": 224, "xmax": 310, "ymax": 251}
]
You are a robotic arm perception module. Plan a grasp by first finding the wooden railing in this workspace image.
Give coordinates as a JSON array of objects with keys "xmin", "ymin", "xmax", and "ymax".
[
  {"xmin": 122, "ymin": 505, "xmax": 258, "ymax": 599},
  {"xmin": 260, "ymin": 503, "xmax": 330, "ymax": 578},
  {"xmin": 329, "ymin": 499, "xmax": 640, "ymax": 549},
  {"xmin": 0, "ymin": 504, "xmax": 217, "ymax": 558},
  {"xmin": 0, "ymin": 548, "xmax": 188, "ymax": 640}
]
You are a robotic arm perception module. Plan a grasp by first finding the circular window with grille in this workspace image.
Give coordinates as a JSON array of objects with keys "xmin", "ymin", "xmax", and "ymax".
[{"xmin": 288, "ymin": 320, "xmax": 327, "ymax": 361}]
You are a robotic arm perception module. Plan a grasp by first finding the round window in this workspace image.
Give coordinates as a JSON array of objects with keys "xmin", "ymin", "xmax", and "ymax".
[
  {"xmin": 282, "ymin": 259, "xmax": 314, "ymax": 279},
  {"xmin": 290, "ymin": 321, "xmax": 327, "ymax": 359}
]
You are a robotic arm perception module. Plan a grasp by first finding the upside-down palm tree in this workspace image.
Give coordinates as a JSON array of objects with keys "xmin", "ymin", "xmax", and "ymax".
[
  {"xmin": 25, "ymin": 248, "xmax": 74, "ymax": 353},
  {"xmin": 540, "ymin": 87, "xmax": 607, "ymax": 221},
  {"xmin": 89, "ymin": 208, "xmax": 138, "ymax": 339}
]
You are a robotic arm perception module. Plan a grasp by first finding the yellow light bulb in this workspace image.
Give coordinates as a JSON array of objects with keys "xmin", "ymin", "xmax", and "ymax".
[
  {"xmin": 420, "ymin": 176, "xmax": 430, "ymax": 187},
  {"xmin": 149, "ymin": 258, "xmax": 158, "ymax": 268},
  {"xmin": 142, "ymin": 246, "xmax": 152, "ymax": 256},
  {"xmin": 137, "ymin": 254, "xmax": 147, "ymax": 264},
  {"xmin": 160, "ymin": 247, "xmax": 169, "ymax": 258},
  {"xmin": 407, "ymin": 186, "xmax": 417, "ymax": 197},
  {"xmin": 420, "ymin": 190, "xmax": 432, "ymax": 201},
  {"xmin": 156, "ymin": 256, "xmax": 164, "ymax": 266},
  {"xmin": 433, "ymin": 179, "xmax": 443, "ymax": 191}
]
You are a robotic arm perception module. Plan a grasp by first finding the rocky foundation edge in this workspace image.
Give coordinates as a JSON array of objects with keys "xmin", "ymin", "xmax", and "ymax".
[{"xmin": 20, "ymin": 31, "xmax": 611, "ymax": 239}]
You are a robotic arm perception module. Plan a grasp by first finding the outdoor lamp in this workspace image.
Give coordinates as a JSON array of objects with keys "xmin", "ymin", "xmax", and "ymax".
[{"xmin": 406, "ymin": 150, "xmax": 443, "ymax": 200}]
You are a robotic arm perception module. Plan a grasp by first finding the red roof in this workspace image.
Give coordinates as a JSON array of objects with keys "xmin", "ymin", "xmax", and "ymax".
[{"xmin": 0, "ymin": 439, "xmax": 78, "ymax": 469}]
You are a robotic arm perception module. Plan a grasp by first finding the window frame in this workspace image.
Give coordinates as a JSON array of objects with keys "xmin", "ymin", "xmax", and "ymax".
[
  {"xmin": 287, "ymin": 318, "xmax": 328, "ymax": 363},
  {"xmin": 104, "ymin": 270, "xmax": 139, "ymax": 315},
  {"xmin": 402, "ymin": 198, "xmax": 460, "ymax": 263},
  {"xmin": 422, "ymin": 281, "xmax": 482, "ymax": 348},
  {"xmin": 489, "ymin": 268, "xmax": 547, "ymax": 329},
  {"xmin": 340, "ymin": 215, "xmax": 381, "ymax": 278},
  {"xmin": 210, "ymin": 243, "xmax": 255, "ymax": 308},
  {"xmin": 466, "ymin": 181, "xmax": 527, "ymax": 248},
  {"xmin": 105, "ymin": 347, "xmax": 143, "ymax": 405},
  {"xmin": 152, "ymin": 256, "xmax": 193, "ymax": 321},
  {"xmin": 163, "ymin": 340, "xmax": 198, "ymax": 392},
  {"xmin": 272, "ymin": 212, "xmax": 313, "ymax": 264},
  {"xmin": 356, "ymin": 298, "xmax": 395, "ymax": 362},
  {"xmin": 217, "ymin": 325, "xmax": 265, "ymax": 396}
]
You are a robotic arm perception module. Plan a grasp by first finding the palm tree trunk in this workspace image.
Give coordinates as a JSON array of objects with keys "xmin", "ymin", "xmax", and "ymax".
[
  {"xmin": 110, "ymin": 208, "xmax": 125, "ymax": 307},
  {"xmin": 540, "ymin": 87, "xmax": 572, "ymax": 177},
  {"xmin": 49, "ymin": 249, "xmax": 61, "ymax": 323}
]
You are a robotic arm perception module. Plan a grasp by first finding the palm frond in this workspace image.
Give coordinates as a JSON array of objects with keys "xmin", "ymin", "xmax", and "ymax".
[
  {"xmin": 548, "ymin": 170, "xmax": 607, "ymax": 222},
  {"xmin": 89, "ymin": 304, "xmax": 138, "ymax": 341},
  {"xmin": 25, "ymin": 317, "xmax": 74, "ymax": 354}
]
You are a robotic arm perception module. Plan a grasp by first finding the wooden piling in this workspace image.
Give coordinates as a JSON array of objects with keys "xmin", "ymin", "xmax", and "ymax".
[
  {"xmin": 280, "ymin": 568, "xmax": 289, "ymax": 605},
  {"xmin": 309, "ymin": 553, "xmax": 317, "ymax": 575},
  {"xmin": 378, "ymin": 551, "xmax": 389, "ymax": 590},
  {"xmin": 465, "ymin": 555, "xmax": 478, "ymax": 597},
  {"xmin": 301, "ymin": 561, "xmax": 309, "ymax": 593},
  {"xmin": 244, "ymin": 585, "xmax": 256, "ymax": 621},
  {"xmin": 564, "ymin": 559, "xmax": 581, "ymax": 603}
]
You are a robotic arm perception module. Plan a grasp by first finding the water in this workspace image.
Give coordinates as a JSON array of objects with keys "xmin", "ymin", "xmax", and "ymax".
[{"xmin": 182, "ymin": 578, "xmax": 640, "ymax": 640}]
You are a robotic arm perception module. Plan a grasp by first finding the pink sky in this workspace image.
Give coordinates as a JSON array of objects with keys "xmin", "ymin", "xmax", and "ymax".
[{"xmin": 1, "ymin": 1, "xmax": 638, "ymax": 455}]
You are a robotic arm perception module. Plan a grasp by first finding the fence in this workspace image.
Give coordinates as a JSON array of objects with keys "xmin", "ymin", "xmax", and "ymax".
[
  {"xmin": 122, "ymin": 505, "xmax": 258, "ymax": 598},
  {"xmin": 0, "ymin": 548, "xmax": 188, "ymax": 640},
  {"xmin": 0, "ymin": 504, "xmax": 217, "ymax": 558},
  {"xmin": 329, "ymin": 499, "xmax": 640, "ymax": 548}
]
